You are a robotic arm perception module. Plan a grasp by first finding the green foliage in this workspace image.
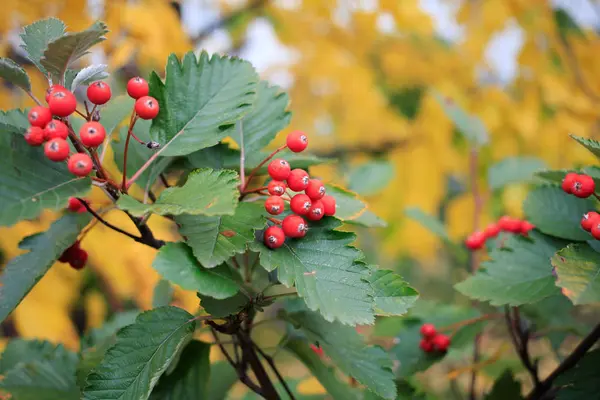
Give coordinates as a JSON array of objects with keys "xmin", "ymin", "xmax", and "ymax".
[
  {"xmin": 570, "ymin": 134, "xmax": 600, "ymax": 160},
  {"xmin": 368, "ymin": 268, "xmax": 419, "ymax": 316},
  {"xmin": 555, "ymin": 349, "xmax": 600, "ymax": 399},
  {"xmin": 487, "ymin": 156, "xmax": 546, "ymax": 190},
  {"xmin": 347, "ymin": 160, "xmax": 395, "ymax": 196},
  {"xmin": 152, "ymin": 279, "xmax": 174, "ymax": 308},
  {"xmin": 20, "ymin": 18, "xmax": 66, "ymax": 74},
  {"xmin": 552, "ymin": 244, "xmax": 600, "ymax": 305},
  {"xmin": 197, "ymin": 292, "xmax": 249, "ymax": 318},
  {"xmin": 434, "ymin": 91, "xmax": 488, "ymax": 146},
  {"xmin": 70, "ymin": 64, "xmax": 109, "ymax": 91},
  {"xmin": 0, "ymin": 57, "xmax": 31, "ymax": 92},
  {"xmin": 485, "ymin": 371, "xmax": 523, "ymax": 400},
  {"xmin": 206, "ymin": 361, "xmax": 238, "ymax": 400},
  {"xmin": 325, "ymin": 185, "xmax": 386, "ymax": 227}
]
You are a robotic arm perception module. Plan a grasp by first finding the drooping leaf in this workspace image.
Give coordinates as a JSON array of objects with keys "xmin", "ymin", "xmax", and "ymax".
[
  {"xmin": 485, "ymin": 370, "xmax": 523, "ymax": 400},
  {"xmin": 455, "ymin": 231, "xmax": 568, "ymax": 306},
  {"xmin": 487, "ymin": 157, "xmax": 546, "ymax": 190},
  {"xmin": 117, "ymin": 168, "xmax": 239, "ymax": 217},
  {"xmin": 404, "ymin": 207, "xmax": 450, "ymax": 241},
  {"xmin": 570, "ymin": 134, "xmax": 600, "ymax": 160},
  {"xmin": 149, "ymin": 51, "xmax": 258, "ymax": 157},
  {"xmin": 555, "ymin": 349, "xmax": 600, "ymax": 399},
  {"xmin": 0, "ymin": 57, "xmax": 31, "ymax": 92},
  {"xmin": 82, "ymin": 310, "xmax": 140, "ymax": 349},
  {"xmin": 434, "ymin": 92, "xmax": 488, "ymax": 146},
  {"xmin": 0, "ymin": 214, "xmax": 90, "ymax": 323},
  {"xmin": 364, "ymin": 380, "xmax": 426, "ymax": 400},
  {"xmin": 325, "ymin": 185, "xmax": 386, "ymax": 228},
  {"xmin": 41, "ymin": 21, "xmax": 109, "ymax": 82},
  {"xmin": 347, "ymin": 160, "xmax": 395, "ymax": 196},
  {"xmin": 552, "ymin": 244, "xmax": 600, "ymax": 305},
  {"xmin": 152, "ymin": 279, "xmax": 174, "ymax": 308},
  {"xmin": 206, "ymin": 361, "xmax": 238, "ymax": 400},
  {"xmin": 523, "ymin": 186, "xmax": 593, "ymax": 241},
  {"xmin": 152, "ymin": 242, "xmax": 239, "ymax": 299},
  {"xmin": 198, "ymin": 292, "xmax": 249, "ymax": 318},
  {"xmin": 176, "ymin": 202, "xmax": 265, "ymax": 268},
  {"xmin": 83, "ymin": 306, "xmax": 196, "ymax": 400},
  {"xmin": 368, "ymin": 269, "xmax": 419, "ymax": 316},
  {"xmin": 70, "ymin": 64, "xmax": 109, "ymax": 91},
  {"xmin": 20, "ymin": 18, "xmax": 66, "ymax": 74}
]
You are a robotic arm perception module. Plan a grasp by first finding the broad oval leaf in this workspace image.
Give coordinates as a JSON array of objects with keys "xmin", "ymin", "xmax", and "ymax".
[
  {"xmin": 198, "ymin": 292, "xmax": 249, "ymax": 318},
  {"xmin": 20, "ymin": 18, "xmax": 66, "ymax": 74},
  {"xmin": 552, "ymin": 244, "xmax": 600, "ymax": 305},
  {"xmin": 70, "ymin": 64, "xmax": 109, "ymax": 91},
  {"xmin": 368, "ymin": 269, "xmax": 419, "ymax": 316},
  {"xmin": 0, "ymin": 57, "xmax": 31, "ymax": 92}
]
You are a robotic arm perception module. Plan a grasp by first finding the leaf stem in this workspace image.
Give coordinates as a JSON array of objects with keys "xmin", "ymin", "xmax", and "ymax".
[
  {"xmin": 74, "ymin": 109, "xmax": 88, "ymax": 121},
  {"xmin": 26, "ymin": 91, "xmax": 42, "ymax": 106},
  {"xmin": 77, "ymin": 198, "xmax": 145, "ymax": 243},
  {"xmin": 242, "ymin": 144, "xmax": 287, "ymax": 193},
  {"xmin": 121, "ymin": 113, "xmax": 139, "ymax": 191}
]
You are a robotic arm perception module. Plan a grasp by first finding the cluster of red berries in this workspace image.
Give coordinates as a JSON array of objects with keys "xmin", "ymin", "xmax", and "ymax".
[
  {"xmin": 562, "ymin": 173, "xmax": 595, "ymax": 198},
  {"xmin": 580, "ymin": 211, "xmax": 600, "ymax": 239},
  {"xmin": 419, "ymin": 323, "xmax": 450, "ymax": 353},
  {"xmin": 262, "ymin": 131, "xmax": 337, "ymax": 249},
  {"xmin": 465, "ymin": 216, "xmax": 535, "ymax": 250},
  {"xmin": 24, "ymin": 77, "xmax": 159, "ymax": 177},
  {"xmin": 58, "ymin": 240, "xmax": 88, "ymax": 270}
]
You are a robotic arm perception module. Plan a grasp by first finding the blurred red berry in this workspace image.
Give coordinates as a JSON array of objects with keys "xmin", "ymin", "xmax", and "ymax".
[
  {"xmin": 465, "ymin": 231, "xmax": 486, "ymax": 250},
  {"xmin": 420, "ymin": 323, "xmax": 437, "ymax": 338},
  {"xmin": 44, "ymin": 120, "xmax": 68, "ymax": 140},
  {"xmin": 419, "ymin": 339, "xmax": 434, "ymax": 353},
  {"xmin": 432, "ymin": 334, "xmax": 451, "ymax": 352},
  {"xmin": 582, "ymin": 212, "xmax": 600, "ymax": 232},
  {"xmin": 562, "ymin": 172, "xmax": 578, "ymax": 194},
  {"xmin": 305, "ymin": 179, "xmax": 325, "ymax": 200},
  {"xmin": 483, "ymin": 223, "xmax": 500, "ymax": 239},
  {"xmin": 282, "ymin": 215, "xmax": 307, "ymax": 238},
  {"xmin": 49, "ymin": 90, "xmax": 77, "ymax": 117}
]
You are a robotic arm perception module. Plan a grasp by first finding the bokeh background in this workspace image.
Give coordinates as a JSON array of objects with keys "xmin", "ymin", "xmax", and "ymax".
[{"xmin": 2, "ymin": 0, "xmax": 600, "ymax": 397}]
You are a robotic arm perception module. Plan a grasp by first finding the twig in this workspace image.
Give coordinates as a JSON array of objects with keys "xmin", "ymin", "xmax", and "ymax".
[
  {"xmin": 440, "ymin": 313, "xmax": 504, "ymax": 334},
  {"xmin": 263, "ymin": 291, "xmax": 298, "ymax": 302},
  {"xmin": 242, "ymin": 145, "xmax": 287, "ymax": 192},
  {"xmin": 121, "ymin": 113, "xmax": 139, "ymax": 191},
  {"xmin": 76, "ymin": 198, "xmax": 146, "ymax": 244},
  {"xmin": 254, "ymin": 342, "xmax": 296, "ymax": 400},
  {"xmin": 505, "ymin": 307, "xmax": 540, "ymax": 388},
  {"xmin": 74, "ymin": 109, "xmax": 89, "ymax": 120},
  {"xmin": 159, "ymin": 174, "xmax": 170, "ymax": 188},
  {"xmin": 237, "ymin": 332, "xmax": 281, "ymax": 399},
  {"xmin": 244, "ymin": 251, "xmax": 251, "ymax": 283},
  {"xmin": 26, "ymin": 91, "xmax": 42, "ymax": 106}
]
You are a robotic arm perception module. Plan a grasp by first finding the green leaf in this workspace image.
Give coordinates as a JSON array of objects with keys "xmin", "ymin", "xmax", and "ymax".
[
  {"xmin": 0, "ymin": 57, "xmax": 31, "ymax": 92},
  {"xmin": 552, "ymin": 244, "xmax": 600, "ymax": 305},
  {"xmin": 284, "ymin": 303, "xmax": 396, "ymax": 400},
  {"xmin": 347, "ymin": 160, "xmax": 394, "ymax": 196},
  {"xmin": 434, "ymin": 92, "xmax": 488, "ymax": 146},
  {"xmin": 325, "ymin": 185, "xmax": 386, "ymax": 228},
  {"xmin": 70, "ymin": 64, "xmax": 109, "ymax": 91},
  {"xmin": 570, "ymin": 134, "xmax": 600, "ymax": 160},
  {"xmin": 83, "ymin": 311, "xmax": 140, "ymax": 349},
  {"xmin": 523, "ymin": 186, "xmax": 593, "ymax": 241},
  {"xmin": 117, "ymin": 168, "xmax": 239, "ymax": 217},
  {"xmin": 150, "ymin": 341, "xmax": 210, "ymax": 400},
  {"xmin": 0, "ymin": 108, "xmax": 29, "ymax": 135},
  {"xmin": 41, "ymin": 21, "xmax": 108, "ymax": 82},
  {"xmin": 404, "ymin": 207, "xmax": 450, "ymax": 241},
  {"xmin": 485, "ymin": 370, "xmax": 523, "ymax": 400},
  {"xmin": 152, "ymin": 279, "xmax": 174, "ymax": 308},
  {"xmin": 0, "ymin": 214, "xmax": 90, "ymax": 323},
  {"xmin": 455, "ymin": 231, "xmax": 567, "ymax": 306},
  {"xmin": 149, "ymin": 51, "xmax": 258, "ymax": 157},
  {"xmin": 368, "ymin": 269, "xmax": 419, "ymax": 316},
  {"xmin": 198, "ymin": 292, "xmax": 249, "ymax": 318},
  {"xmin": 206, "ymin": 361, "xmax": 238, "ymax": 400},
  {"xmin": 0, "ymin": 339, "xmax": 75, "ymax": 374},
  {"xmin": 20, "ymin": 18, "xmax": 66, "ymax": 74},
  {"xmin": 487, "ymin": 156, "xmax": 546, "ymax": 190},
  {"xmin": 176, "ymin": 202, "xmax": 265, "ymax": 268},
  {"xmin": 99, "ymin": 95, "xmax": 135, "ymax": 136},
  {"xmin": 556, "ymin": 349, "xmax": 600, "ymax": 399},
  {"xmin": 153, "ymin": 242, "xmax": 239, "ymax": 299},
  {"xmin": 83, "ymin": 306, "xmax": 196, "ymax": 400},
  {"xmin": 363, "ymin": 380, "xmax": 426, "ymax": 400},
  {"xmin": 0, "ymin": 127, "xmax": 92, "ymax": 226},
  {"xmin": 64, "ymin": 68, "xmax": 80, "ymax": 91}
]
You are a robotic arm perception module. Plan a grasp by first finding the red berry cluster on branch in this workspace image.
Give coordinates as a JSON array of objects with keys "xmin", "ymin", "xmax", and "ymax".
[
  {"xmin": 419, "ymin": 323, "xmax": 450, "ymax": 353},
  {"xmin": 465, "ymin": 216, "xmax": 535, "ymax": 251},
  {"xmin": 562, "ymin": 173, "xmax": 595, "ymax": 198},
  {"xmin": 58, "ymin": 241, "xmax": 88, "ymax": 270}
]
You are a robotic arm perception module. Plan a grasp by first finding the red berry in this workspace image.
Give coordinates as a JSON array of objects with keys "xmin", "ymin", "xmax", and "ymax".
[
  {"xmin": 24, "ymin": 126, "xmax": 45, "ymax": 146},
  {"xmin": 305, "ymin": 179, "xmax": 325, "ymax": 200},
  {"xmin": 268, "ymin": 159, "xmax": 291, "ymax": 181},
  {"xmin": 264, "ymin": 226, "xmax": 285, "ymax": 249},
  {"xmin": 419, "ymin": 339, "xmax": 434, "ymax": 353},
  {"xmin": 282, "ymin": 215, "xmax": 307, "ymax": 238},
  {"xmin": 265, "ymin": 196, "xmax": 285, "ymax": 215},
  {"xmin": 68, "ymin": 153, "xmax": 93, "ymax": 176},
  {"xmin": 127, "ymin": 77, "xmax": 149, "ymax": 99},
  {"xmin": 69, "ymin": 248, "xmax": 88, "ymax": 270},
  {"xmin": 49, "ymin": 90, "xmax": 77, "ymax": 117},
  {"xmin": 286, "ymin": 130, "xmax": 308, "ymax": 152},
  {"xmin": 45, "ymin": 84, "xmax": 67, "ymax": 103},
  {"xmin": 59, "ymin": 241, "xmax": 81, "ymax": 262},
  {"xmin": 86, "ymin": 81, "xmax": 112, "ymax": 105},
  {"xmin": 79, "ymin": 121, "xmax": 106, "ymax": 147},
  {"xmin": 483, "ymin": 223, "xmax": 500, "ymax": 239},
  {"xmin": 520, "ymin": 221, "xmax": 535, "ymax": 235},
  {"xmin": 307, "ymin": 200, "xmax": 325, "ymax": 221},
  {"xmin": 287, "ymin": 169, "xmax": 309, "ymax": 192},
  {"xmin": 432, "ymin": 334, "xmax": 451, "ymax": 352},
  {"xmin": 290, "ymin": 194, "xmax": 312, "ymax": 215},
  {"xmin": 44, "ymin": 138, "xmax": 70, "ymax": 161},
  {"xmin": 420, "ymin": 323, "xmax": 437, "ymax": 338},
  {"xmin": 573, "ymin": 175, "xmax": 595, "ymax": 198},
  {"xmin": 591, "ymin": 222, "xmax": 600, "ymax": 240},
  {"xmin": 582, "ymin": 212, "xmax": 600, "ymax": 232},
  {"xmin": 321, "ymin": 195, "xmax": 336, "ymax": 216},
  {"xmin": 28, "ymin": 106, "xmax": 52, "ymax": 128},
  {"xmin": 44, "ymin": 120, "xmax": 68, "ymax": 140},
  {"xmin": 67, "ymin": 197, "xmax": 87, "ymax": 213},
  {"xmin": 135, "ymin": 96, "xmax": 160, "ymax": 120},
  {"xmin": 465, "ymin": 231, "xmax": 486, "ymax": 250},
  {"xmin": 310, "ymin": 343, "xmax": 324, "ymax": 357},
  {"xmin": 268, "ymin": 180, "xmax": 287, "ymax": 196},
  {"xmin": 498, "ymin": 216, "xmax": 522, "ymax": 233}
]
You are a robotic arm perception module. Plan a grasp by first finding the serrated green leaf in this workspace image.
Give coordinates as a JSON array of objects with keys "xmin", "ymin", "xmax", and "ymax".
[
  {"xmin": 152, "ymin": 279, "xmax": 174, "ymax": 308},
  {"xmin": 41, "ymin": 21, "xmax": 108, "ymax": 82},
  {"xmin": 0, "ymin": 108, "xmax": 29, "ymax": 134},
  {"xmin": 524, "ymin": 186, "xmax": 593, "ymax": 241},
  {"xmin": 83, "ymin": 306, "xmax": 196, "ymax": 400},
  {"xmin": 251, "ymin": 217, "xmax": 374, "ymax": 325},
  {"xmin": 570, "ymin": 134, "xmax": 600, "ymax": 160},
  {"xmin": 153, "ymin": 242, "xmax": 239, "ymax": 299},
  {"xmin": 455, "ymin": 232, "xmax": 567, "ymax": 306},
  {"xmin": 325, "ymin": 185, "xmax": 386, "ymax": 228},
  {"xmin": 0, "ymin": 214, "xmax": 90, "ymax": 323},
  {"xmin": 485, "ymin": 370, "xmax": 523, "ymax": 400},
  {"xmin": 198, "ymin": 292, "xmax": 249, "ymax": 318},
  {"xmin": 0, "ymin": 57, "xmax": 31, "ymax": 92},
  {"xmin": 0, "ymin": 340, "xmax": 75, "ymax": 374},
  {"xmin": 347, "ymin": 160, "xmax": 394, "ymax": 196},
  {"xmin": 487, "ymin": 156, "xmax": 546, "ymax": 190},
  {"xmin": 556, "ymin": 349, "xmax": 600, "ymax": 399},
  {"xmin": 150, "ymin": 341, "xmax": 210, "ymax": 400},
  {"xmin": 176, "ymin": 202, "xmax": 265, "ymax": 268},
  {"xmin": 117, "ymin": 168, "xmax": 239, "ymax": 217},
  {"xmin": 404, "ymin": 207, "xmax": 450, "ymax": 241},
  {"xmin": 149, "ymin": 51, "xmax": 258, "ymax": 157},
  {"xmin": 368, "ymin": 269, "xmax": 418, "ymax": 316},
  {"xmin": 20, "ymin": 18, "xmax": 66, "ymax": 74},
  {"xmin": 434, "ymin": 91, "xmax": 488, "ymax": 146},
  {"xmin": 70, "ymin": 64, "xmax": 109, "ymax": 91},
  {"xmin": 206, "ymin": 361, "xmax": 238, "ymax": 400},
  {"xmin": 552, "ymin": 244, "xmax": 600, "ymax": 305}
]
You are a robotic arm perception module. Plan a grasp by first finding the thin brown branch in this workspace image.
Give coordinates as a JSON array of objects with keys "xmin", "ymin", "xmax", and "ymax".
[
  {"xmin": 311, "ymin": 138, "xmax": 411, "ymax": 159},
  {"xmin": 254, "ymin": 342, "xmax": 296, "ymax": 400},
  {"xmin": 505, "ymin": 307, "xmax": 540, "ymax": 388}
]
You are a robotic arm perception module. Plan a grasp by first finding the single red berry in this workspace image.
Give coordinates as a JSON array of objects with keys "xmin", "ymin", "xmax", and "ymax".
[
  {"xmin": 268, "ymin": 180, "xmax": 287, "ymax": 196},
  {"xmin": 286, "ymin": 130, "xmax": 308, "ymax": 152},
  {"xmin": 44, "ymin": 120, "xmax": 68, "ymax": 140},
  {"xmin": 69, "ymin": 248, "xmax": 88, "ymax": 270},
  {"xmin": 67, "ymin": 197, "xmax": 87, "ymax": 212},
  {"xmin": 432, "ymin": 334, "xmax": 451, "ymax": 352},
  {"xmin": 28, "ymin": 106, "xmax": 52, "ymax": 128},
  {"xmin": 59, "ymin": 241, "xmax": 81, "ymax": 262},
  {"xmin": 282, "ymin": 215, "xmax": 307, "ymax": 238},
  {"xmin": 520, "ymin": 221, "xmax": 536, "ymax": 235},
  {"xmin": 562, "ymin": 172, "xmax": 578, "ymax": 194},
  {"xmin": 572, "ymin": 175, "xmax": 595, "ymax": 198},
  {"xmin": 591, "ymin": 222, "xmax": 600, "ymax": 240},
  {"xmin": 268, "ymin": 158, "xmax": 291, "ymax": 181},
  {"xmin": 310, "ymin": 344, "xmax": 324, "ymax": 357},
  {"xmin": 49, "ymin": 90, "xmax": 77, "ymax": 117},
  {"xmin": 582, "ymin": 212, "xmax": 600, "ymax": 232},
  {"xmin": 79, "ymin": 121, "xmax": 106, "ymax": 147},
  {"xmin": 498, "ymin": 216, "xmax": 522, "ymax": 233},
  {"xmin": 68, "ymin": 153, "xmax": 93, "ymax": 176},
  {"xmin": 135, "ymin": 96, "xmax": 160, "ymax": 120},
  {"xmin": 305, "ymin": 179, "xmax": 325, "ymax": 200},
  {"xmin": 307, "ymin": 200, "xmax": 325, "ymax": 221},
  {"xmin": 465, "ymin": 231, "xmax": 486, "ymax": 250},
  {"xmin": 483, "ymin": 223, "xmax": 500, "ymax": 239},
  {"xmin": 126, "ymin": 77, "xmax": 149, "ymax": 99},
  {"xmin": 420, "ymin": 323, "xmax": 437, "ymax": 338},
  {"xmin": 265, "ymin": 196, "xmax": 285, "ymax": 215},
  {"xmin": 290, "ymin": 194, "xmax": 312, "ymax": 215},
  {"xmin": 87, "ymin": 81, "xmax": 112, "ymax": 105},
  {"xmin": 419, "ymin": 339, "xmax": 434, "ymax": 353},
  {"xmin": 44, "ymin": 138, "xmax": 70, "ymax": 162},
  {"xmin": 264, "ymin": 226, "xmax": 285, "ymax": 249},
  {"xmin": 287, "ymin": 169, "xmax": 310, "ymax": 192},
  {"xmin": 24, "ymin": 126, "xmax": 45, "ymax": 146},
  {"xmin": 321, "ymin": 195, "xmax": 336, "ymax": 216},
  {"xmin": 45, "ymin": 84, "xmax": 67, "ymax": 103}
]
